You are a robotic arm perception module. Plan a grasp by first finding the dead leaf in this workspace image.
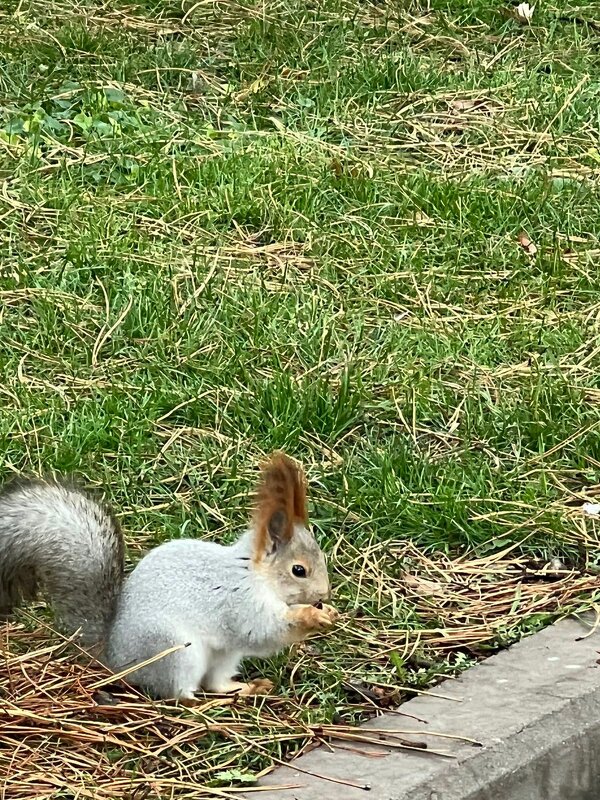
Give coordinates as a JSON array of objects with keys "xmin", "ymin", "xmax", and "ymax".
[
  {"xmin": 450, "ymin": 99, "xmax": 480, "ymax": 112},
  {"xmin": 582, "ymin": 502, "xmax": 600, "ymax": 517},
  {"xmin": 330, "ymin": 158, "xmax": 343, "ymax": 178},
  {"xmin": 329, "ymin": 159, "xmax": 363, "ymax": 179},
  {"xmin": 403, "ymin": 573, "xmax": 445, "ymax": 596},
  {"xmin": 517, "ymin": 231, "xmax": 538, "ymax": 257},
  {"xmin": 343, "ymin": 680, "xmax": 401, "ymax": 708},
  {"xmin": 514, "ymin": 2, "xmax": 535, "ymax": 22}
]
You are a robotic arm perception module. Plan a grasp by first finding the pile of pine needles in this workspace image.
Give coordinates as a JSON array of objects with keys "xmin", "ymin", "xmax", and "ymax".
[{"xmin": 2, "ymin": 538, "xmax": 599, "ymax": 799}]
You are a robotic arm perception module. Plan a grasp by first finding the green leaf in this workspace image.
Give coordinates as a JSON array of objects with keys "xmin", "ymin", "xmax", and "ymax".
[
  {"xmin": 215, "ymin": 770, "xmax": 257, "ymax": 784},
  {"xmin": 72, "ymin": 112, "xmax": 94, "ymax": 131}
]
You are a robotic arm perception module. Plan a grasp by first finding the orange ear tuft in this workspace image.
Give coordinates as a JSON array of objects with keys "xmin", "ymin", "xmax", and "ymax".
[{"xmin": 252, "ymin": 452, "xmax": 308, "ymax": 562}]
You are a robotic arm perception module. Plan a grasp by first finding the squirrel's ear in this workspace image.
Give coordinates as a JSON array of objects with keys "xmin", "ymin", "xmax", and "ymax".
[
  {"xmin": 252, "ymin": 452, "xmax": 306, "ymax": 562},
  {"xmin": 267, "ymin": 508, "xmax": 289, "ymax": 550}
]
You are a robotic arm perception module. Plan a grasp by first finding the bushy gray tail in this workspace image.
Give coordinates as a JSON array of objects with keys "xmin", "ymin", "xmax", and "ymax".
[{"xmin": 0, "ymin": 478, "xmax": 124, "ymax": 645}]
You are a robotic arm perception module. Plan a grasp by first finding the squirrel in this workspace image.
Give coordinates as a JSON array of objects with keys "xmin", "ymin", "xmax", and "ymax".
[{"xmin": 0, "ymin": 452, "xmax": 339, "ymax": 701}]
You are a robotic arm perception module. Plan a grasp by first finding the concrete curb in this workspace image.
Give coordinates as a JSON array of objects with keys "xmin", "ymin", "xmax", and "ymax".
[{"xmin": 243, "ymin": 615, "xmax": 600, "ymax": 800}]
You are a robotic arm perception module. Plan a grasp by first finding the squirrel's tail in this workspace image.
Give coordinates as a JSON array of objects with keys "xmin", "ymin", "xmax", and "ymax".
[{"xmin": 0, "ymin": 478, "xmax": 125, "ymax": 646}]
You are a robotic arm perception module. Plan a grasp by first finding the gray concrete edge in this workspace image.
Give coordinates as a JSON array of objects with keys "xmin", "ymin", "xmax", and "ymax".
[{"xmin": 241, "ymin": 613, "xmax": 600, "ymax": 800}]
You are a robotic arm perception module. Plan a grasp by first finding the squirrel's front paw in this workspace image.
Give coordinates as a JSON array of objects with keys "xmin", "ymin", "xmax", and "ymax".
[
  {"xmin": 319, "ymin": 603, "xmax": 340, "ymax": 625},
  {"xmin": 288, "ymin": 603, "xmax": 340, "ymax": 633},
  {"xmin": 312, "ymin": 603, "xmax": 340, "ymax": 629}
]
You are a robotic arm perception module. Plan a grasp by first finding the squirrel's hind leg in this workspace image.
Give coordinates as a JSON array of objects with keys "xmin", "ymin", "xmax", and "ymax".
[
  {"xmin": 171, "ymin": 638, "xmax": 210, "ymax": 700},
  {"xmin": 202, "ymin": 650, "xmax": 274, "ymax": 695},
  {"xmin": 201, "ymin": 649, "xmax": 244, "ymax": 693},
  {"xmin": 120, "ymin": 636, "xmax": 208, "ymax": 702}
]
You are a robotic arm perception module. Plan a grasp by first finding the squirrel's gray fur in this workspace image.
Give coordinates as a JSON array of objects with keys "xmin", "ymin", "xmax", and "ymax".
[
  {"xmin": 0, "ymin": 478, "xmax": 124, "ymax": 645},
  {"xmin": 0, "ymin": 456, "xmax": 336, "ymax": 700}
]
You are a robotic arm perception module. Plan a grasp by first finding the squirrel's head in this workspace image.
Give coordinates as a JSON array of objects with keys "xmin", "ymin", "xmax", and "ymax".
[{"xmin": 251, "ymin": 452, "xmax": 330, "ymax": 607}]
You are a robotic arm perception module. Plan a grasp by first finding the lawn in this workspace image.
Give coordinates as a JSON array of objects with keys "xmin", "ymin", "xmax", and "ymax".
[{"xmin": 1, "ymin": 0, "xmax": 600, "ymax": 795}]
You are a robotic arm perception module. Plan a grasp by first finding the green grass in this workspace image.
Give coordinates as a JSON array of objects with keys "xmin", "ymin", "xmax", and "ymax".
[{"xmin": 1, "ymin": 0, "xmax": 600, "ymax": 788}]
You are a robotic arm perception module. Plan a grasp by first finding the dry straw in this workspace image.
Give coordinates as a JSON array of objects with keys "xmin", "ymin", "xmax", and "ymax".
[{"xmin": 2, "ymin": 541, "xmax": 598, "ymax": 798}]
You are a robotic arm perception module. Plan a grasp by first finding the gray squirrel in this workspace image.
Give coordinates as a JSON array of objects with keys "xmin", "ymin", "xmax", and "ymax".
[{"xmin": 0, "ymin": 452, "xmax": 339, "ymax": 701}]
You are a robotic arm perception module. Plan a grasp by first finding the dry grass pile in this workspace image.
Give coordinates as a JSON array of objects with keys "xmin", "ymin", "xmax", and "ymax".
[{"xmin": 2, "ymin": 541, "xmax": 598, "ymax": 798}]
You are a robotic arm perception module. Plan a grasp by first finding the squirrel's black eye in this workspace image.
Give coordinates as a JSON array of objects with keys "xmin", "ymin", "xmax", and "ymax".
[{"xmin": 292, "ymin": 564, "xmax": 307, "ymax": 578}]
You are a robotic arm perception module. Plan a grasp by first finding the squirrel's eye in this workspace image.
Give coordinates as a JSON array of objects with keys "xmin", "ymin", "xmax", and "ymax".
[{"xmin": 292, "ymin": 564, "xmax": 307, "ymax": 578}]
